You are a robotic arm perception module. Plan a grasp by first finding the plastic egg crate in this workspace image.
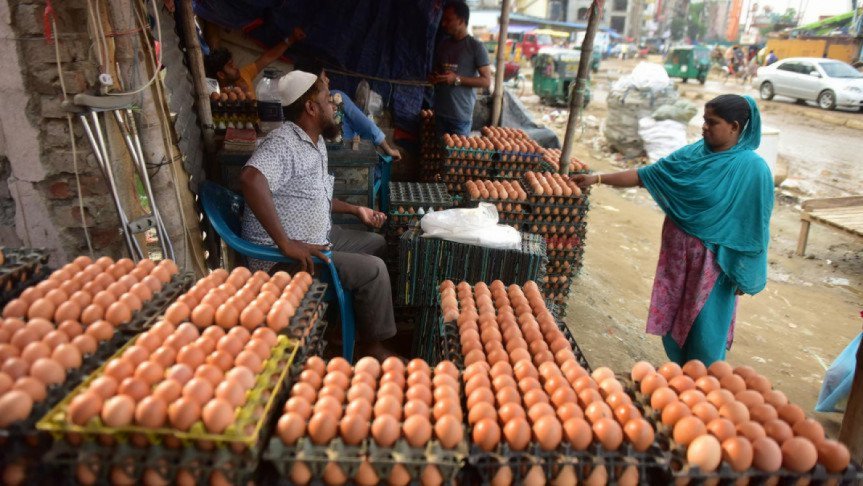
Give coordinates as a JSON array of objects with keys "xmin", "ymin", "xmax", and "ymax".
[
  {"xmin": 37, "ymin": 330, "xmax": 299, "ymax": 453},
  {"xmin": 528, "ymin": 200, "xmax": 589, "ymax": 225},
  {"xmin": 0, "ymin": 261, "xmax": 190, "ymax": 438},
  {"xmin": 625, "ymin": 360, "xmax": 863, "ymax": 484},
  {"xmin": 265, "ymin": 356, "xmax": 468, "ymax": 485},
  {"xmin": 412, "ymin": 305, "xmax": 443, "ymax": 363},
  {"xmin": 0, "ymin": 247, "xmax": 50, "ymax": 296},
  {"xmin": 526, "ymin": 220, "xmax": 587, "ymax": 237},
  {"xmin": 44, "ymin": 433, "xmax": 261, "ymax": 485},
  {"xmin": 521, "ymin": 171, "xmax": 588, "ymax": 207}
]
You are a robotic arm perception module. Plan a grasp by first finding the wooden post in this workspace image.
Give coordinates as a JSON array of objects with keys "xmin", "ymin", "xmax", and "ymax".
[
  {"xmin": 796, "ymin": 217, "xmax": 810, "ymax": 256},
  {"xmin": 839, "ymin": 336, "xmax": 863, "ymax": 463},
  {"xmin": 179, "ymin": 0, "xmax": 216, "ymax": 154},
  {"xmin": 559, "ymin": 0, "xmax": 604, "ymax": 175},
  {"xmin": 490, "ymin": 0, "xmax": 512, "ymax": 127}
]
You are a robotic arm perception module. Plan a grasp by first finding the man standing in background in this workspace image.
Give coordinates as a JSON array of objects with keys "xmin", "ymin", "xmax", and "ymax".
[{"xmin": 429, "ymin": 1, "xmax": 492, "ymax": 136}]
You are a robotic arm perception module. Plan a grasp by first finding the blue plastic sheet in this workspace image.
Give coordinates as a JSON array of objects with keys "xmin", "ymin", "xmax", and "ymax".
[
  {"xmin": 816, "ymin": 332, "xmax": 862, "ymax": 413},
  {"xmin": 193, "ymin": 0, "xmax": 444, "ymax": 134}
]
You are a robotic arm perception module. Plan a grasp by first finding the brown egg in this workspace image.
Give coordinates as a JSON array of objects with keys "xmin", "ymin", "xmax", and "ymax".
[
  {"xmin": 472, "ymin": 417, "xmax": 501, "ymax": 452},
  {"xmin": 135, "ymin": 396, "xmax": 168, "ymax": 428},
  {"xmin": 52, "ymin": 343, "xmax": 83, "ymax": 370},
  {"xmin": 152, "ymin": 380, "xmax": 183, "ymax": 404},
  {"xmin": 781, "ymin": 437, "xmax": 817, "ymax": 473},
  {"xmin": 623, "ymin": 418, "xmax": 654, "ymax": 452},
  {"xmin": 371, "ymin": 414, "xmax": 400, "ymax": 447},
  {"xmin": 104, "ymin": 301, "xmax": 132, "ymax": 326},
  {"xmin": 719, "ymin": 401, "xmax": 750, "ymax": 425},
  {"xmin": 30, "ymin": 358, "xmax": 66, "ymax": 385},
  {"xmin": 777, "ymin": 403, "xmax": 805, "ymax": 425},
  {"xmin": 118, "ymin": 376, "xmax": 149, "ymax": 402},
  {"xmin": 764, "ymin": 418, "xmax": 793, "ymax": 444},
  {"xmin": 101, "ymin": 395, "xmax": 135, "ymax": 427},
  {"xmin": 706, "ymin": 418, "xmax": 737, "ymax": 443},
  {"xmin": 592, "ymin": 417, "xmax": 622, "ymax": 451},
  {"xmin": 14, "ymin": 376, "xmax": 47, "ymax": 402},
  {"xmin": 168, "ymin": 397, "xmax": 201, "ymax": 431},
  {"xmin": 166, "ymin": 363, "xmax": 194, "ymax": 385},
  {"xmin": 816, "ymin": 439, "xmax": 851, "ymax": 473},
  {"xmin": 640, "ymin": 373, "xmax": 667, "ymax": 395},
  {"xmin": 402, "ymin": 414, "xmax": 432, "ymax": 447},
  {"xmin": 673, "ymin": 416, "xmax": 706, "ymax": 446},
  {"xmin": 687, "ymin": 434, "xmax": 722, "ymax": 472},
  {"xmin": 650, "ymin": 387, "xmax": 678, "ymax": 411},
  {"xmin": 277, "ymin": 412, "xmax": 306, "ymax": 445},
  {"xmin": 67, "ymin": 390, "xmax": 103, "ymax": 425},
  {"xmin": 722, "ymin": 436, "xmax": 754, "ymax": 472},
  {"xmin": 134, "ymin": 361, "xmax": 165, "ymax": 386},
  {"xmin": 226, "ymin": 366, "xmax": 256, "ymax": 390},
  {"xmin": 737, "ymin": 421, "xmax": 767, "ymax": 442},
  {"xmin": 752, "ymin": 437, "xmax": 783, "ymax": 472},
  {"xmin": 707, "ymin": 361, "xmax": 733, "ymax": 379},
  {"xmin": 346, "ymin": 399, "xmax": 372, "ymax": 422},
  {"xmin": 202, "ymin": 398, "xmax": 235, "ymax": 433}
]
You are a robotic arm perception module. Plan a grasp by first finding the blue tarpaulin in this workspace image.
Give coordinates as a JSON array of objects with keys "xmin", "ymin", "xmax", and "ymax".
[{"xmin": 194, "ymin": 0, "xmax": 444, "ymax": 134}]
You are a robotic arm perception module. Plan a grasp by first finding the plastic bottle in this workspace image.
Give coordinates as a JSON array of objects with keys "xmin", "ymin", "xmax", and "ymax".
[{"xmin": 256, "ymin": 68, "xmax": 284, "ymax": 134}]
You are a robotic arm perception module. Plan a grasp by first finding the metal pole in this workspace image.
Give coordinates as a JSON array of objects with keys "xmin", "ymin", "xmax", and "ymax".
[
  {"xmin": 559, "ymin": 0, "xmax": 603, "ymax": 175},
  {"xmin": 491, "ymin": 0, "xmax": 512, "ymax": 127}
]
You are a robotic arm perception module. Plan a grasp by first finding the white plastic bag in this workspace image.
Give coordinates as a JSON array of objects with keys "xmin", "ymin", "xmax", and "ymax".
[
  {"xmin": 638, "ymin": 117, "xmax": 688, "ymax": 163},
  {"xmin": 611, "ymin": 62, "xmax": 673, "ymax": 93},
  {"xmin": 420, "ymin": 203, "xmax": 521, "ymax": 250}
]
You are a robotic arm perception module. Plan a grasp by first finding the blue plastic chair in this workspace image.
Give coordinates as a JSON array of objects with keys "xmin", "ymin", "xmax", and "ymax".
[{"xmin": 199, "ymin": 181, "xmax": 356, "ymax": 362}]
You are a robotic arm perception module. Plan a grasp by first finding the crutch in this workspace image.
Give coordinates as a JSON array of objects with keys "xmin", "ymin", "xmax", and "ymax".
[{"xmin": 69, "ymin": 93, "xmax": 174, "ymax": 261}]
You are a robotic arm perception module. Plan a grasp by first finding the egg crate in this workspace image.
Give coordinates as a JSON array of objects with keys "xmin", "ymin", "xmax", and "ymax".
[
  {"xmin": 0, "ymin": 429, "xmax": 61, "ymax": 484},
  {"xmin": 436, "ymin": 320, "xmax": 464, "ymax": 369},
  {"xmin": 263, "ymin": 436, "xmax": 367, "ymax": 482},
  {"xmin": 396, "ymin": 228, "xmax": 546, "ymax": 307},
  {"xmin": 279, "ymin": 281, "xmax": 328, "ymax": 343},
  {"xmin": 44, "ymin": 435, "xmax": 264, "ymax": 485},
  {"xmin": 528, "ymin": 202, "xmax": 589, "ymax": 222},
  {"xmin": 37, "ymin": 335, "xmax": 299, "ymax": 456},
  {"xmin": 367, "ymin": 437, "xmax": 468, "ymax": 485},
  {"xmin": 291, "ymin": 304, "xmax": 329, "ymax": 368},
  {"xmin": 128, "ymin": 271, "xmax": 197, "ymax": 334},
  {"xmin": 525, "ymin": 221, "xmax": 588, "ymax": 238},
  {"xmin": 545, "ymin": 257, "xmax": 585, "ymax": 278},
  {"xmin": 443, "ymin": 146, "xmax": 500, "ymax": 162},
  {"xmin": 0, "ymin": 273, "xmax": 189, "ymax": 438},
  {"xmin": 389, "ymin": 182, "xmax": 454, "ymax": 207},
  {"xmin": 545, "ymin": 238, "xmax": 586, "ymax": 261},
  {"xmin": 0, "ymin": 247, "xmax": 51, "ymax": 296},
  {"xmin": 660, "ymin": 435, "xmax": 863, "ymax": 486},
  {"xmin": 412, "ymin": 306, "xmax": 442, "ymax": 363},
  {"xmin": 465, "ymin": 441, "xmax": 668, "ymax": 485}
]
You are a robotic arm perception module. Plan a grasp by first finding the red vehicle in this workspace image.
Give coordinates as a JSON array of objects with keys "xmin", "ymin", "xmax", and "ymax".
[
  {"xmin": 518, "ymin": 30, "xmax": 567, "ymax": 61},
  {"xmin": 520, "ymin": 32, "xmax": 541, "ymax": 60}
]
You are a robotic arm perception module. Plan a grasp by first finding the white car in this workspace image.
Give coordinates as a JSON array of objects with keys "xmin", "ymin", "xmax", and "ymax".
[{"xmin": 755, "ymin": 57, "xmax": 863, "ymax": 111}]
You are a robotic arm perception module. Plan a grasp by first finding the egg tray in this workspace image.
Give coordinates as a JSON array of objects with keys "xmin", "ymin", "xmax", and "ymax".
[
  {"xmin": 43, "ymin": 435, "xmax": 265, "ymax": 486},
  {"xmin": 263, "ymin": 436, "xmax": 367, "ymax": 482},
  {"xmin": 278, "ymin": 281, "xmax": 328, "ymax": 344},
  {"xmin": 366, "ymin": 437, "xmax": 468, "ymax": 484},
  {"xmin": 37, "ymin": 335, "xmax": 299, "ymax": 455},
  {"xmin": 412, "ymin": 305, "xmax": 442, "ymax": 363},
  {"xmin": 529, "ymin": 199, "xmax": 590, "ymax": 216},
  {"xmin": 621, "ymin": 376, "xmax": 863, "ymax": 486},
  {"xmin": 128, "ymin": 271, "xmax": 197, "ymax": 334},
  {"xmin": 0, "ymin": 265, "xmax": 51, "ymax": 310},
  {"xmin": 292, "ymin": 305, "xmax": 329, "ymax": 369},
  {"xmin": 0, "ymin": 429, "xmax": 63, "ymax": 484},
  {"xmin": 389, "ymin": 182, "xmax": 454, "ymax": 208},
  {"xmin": 464, "ymin": 441, "xmax": 669, "ymax": 486},
  {"xmin": 0, "ymin": 247, "xmax": 51, "ymax": 296},
  {"xmin": 0, "ymin": 276, "xmax": 186, "ymax": 439},
  {"xmin": 524, "ymin": 222, "xmax": 588, "ymax": 238},
  {"xmin": 546, "ymin": 241, "xmax": 586, "ymax": 261}
]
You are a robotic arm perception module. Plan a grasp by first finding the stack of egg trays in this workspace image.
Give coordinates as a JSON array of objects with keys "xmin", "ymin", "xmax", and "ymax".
[
  {"xmin": 1, "ymin": 271, "xmax": 194, "ymax": 437},
  {"xmin": 387, "ymin": 182, "xmax": 454, "ymax": 238},
  {"xmin": 366, "ymin": 437, "xmax": 468, "ymax": 484},
  {"xmin": 464, "ymin": 441, "xmax": 669, "ymax": 485},
  {"xmin": 411, "ymin": 305, "xmax": 441, "ymax": 362},
  {"xmin": 527, "ymin": 199, "xmax": 589, "ymax": 225},
  {"xmin": 621, "ymin": 376, "xmax": 863, "ymax": 486},
  {"xmin": 0, "ymin": 247, "xmax": 51, "ymax": 307},
  {"xmin": 396, "ymin": 229, "xmax": 546, "ymax": 307},
  {"xmin": 420, "ymin": 116, "xmax": 443, "ymax": 182},
  {"xmin": 284, "ymin": 282, "xmax": 329, "ymax": 365},
  {"xmin": 37, "ymin": 337, "xmax": 300, "ymax": 484}
]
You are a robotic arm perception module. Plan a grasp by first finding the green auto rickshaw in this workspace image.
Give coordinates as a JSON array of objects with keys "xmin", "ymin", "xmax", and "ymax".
[
  {"xmin": 664, "ymin": 45, "xmax": 711, "ymax": 84},
  {"xmin": 533, "ymin": 48, "xmax": 591, "ymax": 107}
]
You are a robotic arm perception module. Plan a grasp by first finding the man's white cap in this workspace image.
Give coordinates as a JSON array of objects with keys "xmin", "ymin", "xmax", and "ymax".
[{"xmin": 278, "ymin": 70, "xmax": 318, "ymax": 107}]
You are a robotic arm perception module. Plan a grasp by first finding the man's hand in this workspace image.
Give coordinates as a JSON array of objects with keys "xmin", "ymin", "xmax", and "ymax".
[
  {"xmin": 277, "ymin": 239, "xmax": 330, "ymax": 275},
  {"xmin": 356, "ymin": 206, "xmax": 387, "ymax": 229},
  {"xmin": 288, "ymin": 27, "xmax": 306, "ymax": 44},
  {"xmin": 429, "ymin": 72, "xmax": 457, "ymax": 85},
  {"xmin": 386, "ymin": 147, "xmax": 402, "ymax": 162}
]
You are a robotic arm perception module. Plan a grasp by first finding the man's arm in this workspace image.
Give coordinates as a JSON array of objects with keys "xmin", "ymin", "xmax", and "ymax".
[
  {"xmin": 429, "ymin": 65, "xmax": 492, "ymax": 89},
  {"xmin": 239, "ymin": 166, "xmax": 329, "ymax": 272},
  {"xmin": 253, "ymin": 27, "xmax": 306, "ymax": 73},
  {"xmin": 332, "ymin": 199, "xmax": 386, "ymax": 229}
]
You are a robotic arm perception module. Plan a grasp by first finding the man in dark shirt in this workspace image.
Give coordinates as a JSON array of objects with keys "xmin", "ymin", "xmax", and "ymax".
[{"xmin": 429, "ymin": 1, "xmax": 492, "ymax": 136}]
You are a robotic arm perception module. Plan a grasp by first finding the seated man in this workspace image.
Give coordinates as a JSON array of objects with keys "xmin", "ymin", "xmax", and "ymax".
[
  {"xmin": 292, "ymin": 57, "xmax": 401, "ymax": 162},
  {"xmin": 239, "ymin": 70, "xmax": 396, "ymax": 360},
  {"xmin": 204, "ymin": 27, "xmax": 305, "ymax": 96}
]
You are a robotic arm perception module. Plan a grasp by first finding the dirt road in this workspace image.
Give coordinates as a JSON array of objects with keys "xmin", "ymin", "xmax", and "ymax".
[{"xmin": 519, "ymin": 60, "xmax": 863, "ymax": 436}]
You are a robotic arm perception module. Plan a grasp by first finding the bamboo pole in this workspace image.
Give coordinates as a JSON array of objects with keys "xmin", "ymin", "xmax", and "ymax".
[
  {"xmin": 839, "ymin": 337, "xmax": 863, "ymax": 463},
  {"xmin": 179, "ymin": 0, "xmax": 216, "ymax": 154},
  {"xmin": 559, "ymin": 0, "xmax": 604, "ymax": 175},
  {"xmin": 491, "ymin": 0, "xmax": 512, "ymax": 127}
]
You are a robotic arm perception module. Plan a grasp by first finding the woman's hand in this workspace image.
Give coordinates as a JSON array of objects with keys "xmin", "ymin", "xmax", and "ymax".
[
  {"xmin": 572, "ymin": 174, "xmax": 598, "ymax": 189},
  {"xmin": 735, "ymin": 288, "xmax": 744, "ymax": 296}
]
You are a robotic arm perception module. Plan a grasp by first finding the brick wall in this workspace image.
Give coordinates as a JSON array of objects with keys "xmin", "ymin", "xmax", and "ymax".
[{"xmin": 0, "ymin": 0, "xmax": 124, "ymax": 264}]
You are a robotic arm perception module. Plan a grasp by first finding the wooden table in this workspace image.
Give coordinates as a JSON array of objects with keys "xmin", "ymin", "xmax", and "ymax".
[{"xmin": 796, "ymin": 196, "xmax": 863, "ymax": 256}]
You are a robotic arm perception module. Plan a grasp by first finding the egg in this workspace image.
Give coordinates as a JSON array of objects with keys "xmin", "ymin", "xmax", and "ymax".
[
  {"xmin": 183, "ymin": 377, "xmax": 214, "ymax": 404},
  {"xmin": 706, "ymin": 418, "xmax": 737, "ymax": 443},
  {"xmin": 308, "ymin": 411, "xmax": 337, "ymax": 445},
  {"xmin": 687, "ymin": 434, "xmax": 722, "ymax": 472},
  {"xmin": 67, "ymin": 390, "xmax": 103, "ymax": 425},
  {"xmin": 592, "ymin": 417, "xmax": 622, "ymax": 451},
  {"xmin": 101, "ymin": 395, "xmax": 135, "ymax": 427},
  {"xmin": 168, "ymin": 397, "xmax": 201, "ymax": 431},
  {"xmin": 736, "ymin": 421, "xmax": 767, "ymax": 442},
  {"xmin": 30, "ymin": 357, "xmax": 66, "ymax": 385},
  {"xmin": 402, "ymin": 414, "xmax": 432, "ymax": 447},
  {"xmin": 472, "ymin": 417, "xmax": 501, "ymax": 452},
  {"xmin": 339, "ymin": 413, "xmax": 370, "ymax": 446},
  {"xmin": 792, "ymin": 418, "xmax": 825, "ymax": 445},
  {"xmin": 346, "ymin": 399, "xmax": 372, "ymax": 422},
  {"xmin": 661, "ymin": 401, "xmax": 692, "ymax": 428},
  {"xmin": 202, "ymin": 398, "xmax": 235, "ymax": 433},
  {"xmin": 763, "ymin": 418, "xmax": 793, "ymax": 444},
  {"xmin": 152, "ymin": 380, "xmax": 183, "ymax": 404},
  {"xmin": 673, "ymin": 416, "xmax": 706, "ymax": 446},
  {"xmin": 0, "ymin": 390, "xmax": 32, "ymax": 426},
  {"xmin": 752, "ymin": 437, "xmax": 783, "ymax": 472},
  {"xmin": 816, "ymin": 439, "xmax": 851, "ymax": 473},
  {"xmin": 722, "ymin": 436, "xmax": 754, "ymax": 472},
  {"xmin": 781, "ymin": 436, "xmax": 817, "ymax": 472},
  {"xmin": 135, "ymin": 396, "xmax": 168, "ymax": 428},
  {"xmin": 14, "ymin": 376, "xmax": 47, "ymax": 401}
]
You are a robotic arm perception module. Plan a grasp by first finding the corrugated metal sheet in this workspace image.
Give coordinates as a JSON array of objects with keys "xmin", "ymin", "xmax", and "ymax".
[{"xmin": 157, "ymin": 6, "xmax": 206, "ymax": 192}]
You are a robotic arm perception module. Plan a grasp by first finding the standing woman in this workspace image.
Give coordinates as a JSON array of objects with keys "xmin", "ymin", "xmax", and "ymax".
[{"xmin": 574, "ymin": 94, "xmax": 773, "ymax": 365}]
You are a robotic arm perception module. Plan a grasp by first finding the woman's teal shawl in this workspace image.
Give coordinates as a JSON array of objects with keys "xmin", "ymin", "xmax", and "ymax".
[{"xmin": 638, "ymin": 96, "xmax": 773, "ymax": 295}]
